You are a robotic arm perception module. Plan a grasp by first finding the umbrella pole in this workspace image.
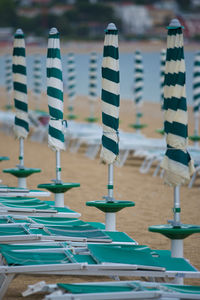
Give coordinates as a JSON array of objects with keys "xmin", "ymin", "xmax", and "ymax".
[
  {"xmin": 55, "ymin": 150, "xmax": 64, "ymax": 207},
  {"xmin": 105, "ymin": 163, "xmax": 116, "ymax": 231},
  {"xmin": 194, "ymin": 115, "xmax": 199, "ymax": 147},
  {"xmin": 171, "ymin": 185, "xmax": 183, "ymax": 284},
  {"xmin": 90, "ymin": 102, "xmax": 94, "ymax": 119},
  {"xmin": 136, "ymin": 107, "xmax": 140, "ymax": 134},
  {"xmin": 18, "ymin": 137, "xmax": 26, "ymax": 188}
]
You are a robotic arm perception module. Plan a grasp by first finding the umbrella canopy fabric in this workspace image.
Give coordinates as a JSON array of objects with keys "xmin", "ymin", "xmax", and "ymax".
[
  {"xmin": 160, "ymin": 49, "xmax": 166, "ymax": 109},
  {"xmin": 12, "ymin": 29, "xmax": 29, "ymax": 139},
  {"xmin": 67, "ymin": 52, "xmax": 76, "ymax": 111},
  {"xmin": 5, "ymin": 54, "xmax": 12, "ymax": 101},
  {"xmin": 100, "ymin": 23, "xmax": 120, "ymax": 164},
  {"xmin": 33, "ymin": 54, "xmax": 42, "ymax": 101},
  {"xmin": 193, "ymin": 51, "xmax": 200, "ymax": 117},
  {"xmin": 47, "ymin": 28, "xmax": 65, "ymax": 151},
  {"xmin": 89, "ymin": 52, "xmax": 98, "ymax": 102},
  {"xmin": 161, "ymin": 19, "xmax": 195, "ymax": 186},
  {"xmin": 134, "ymin": 50, "xmax": 144, "ymax": 108}
]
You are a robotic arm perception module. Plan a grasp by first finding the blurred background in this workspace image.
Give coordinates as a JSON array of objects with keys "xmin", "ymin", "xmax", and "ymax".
[{"xmin": 0, "ymin": 0, "xmax": 200, "ymax": 45}]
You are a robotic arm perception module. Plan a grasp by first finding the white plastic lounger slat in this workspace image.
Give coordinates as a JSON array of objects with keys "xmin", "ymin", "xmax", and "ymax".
[
  {"xmin": 1, "ymin": 212, "xmax": 80, "ymax": 218},
  {"xmin": 0, "ymin": 235, "xmax": 43, "ymax": 243},
  {"xmin": 45, "ymin": 291, "xmax": 161, "ymax": 300}
]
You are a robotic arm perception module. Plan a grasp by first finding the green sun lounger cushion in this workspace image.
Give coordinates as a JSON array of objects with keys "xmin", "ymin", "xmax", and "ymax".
[{"xmin": 87, "ymin": 244, "xmax": 197, "ymax": 271}]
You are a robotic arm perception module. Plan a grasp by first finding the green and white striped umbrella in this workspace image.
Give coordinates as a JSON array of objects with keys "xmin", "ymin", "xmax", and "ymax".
[
  {"xmin": 12, "ymin": 29, "xmax": 29, "ymax": 139},
  {"xmin": 47, "ymin": 28, "xmax": 65, "ymax": 151},
  {"xmin": 161, "ymin": 19, "xmax": 194, "ymax": 186},
  {"xmin": 33, "ymin": 54, "xmax": 42, "ymax": 105},
  {"xmin": 89, "ymin": 52, "xmax": 98, "ymax": 101},
  {"xmin": 4, "ymin": 54, "xmax": 12, "ymax": 107},
  {"xmin": 88, "ymin": 52, "xmax": 98, "ymax": 120},
  {"xmin": 100, "ymin": 23, "xmax": 120, "ymax": 164},
  {"xmin": 160, "ymin": 49, "xmax": 166, "ymax": 109},
  {"xmin": 193, "ymin": 51, "xmax": 200, "ymax": 133},
  {"xmin": 134, "ymin": 50, "xmax": 144, "ymax": 109},
  {"xmin": 67, "ymin": 52, "xmax": 76, "ymax": 113}
]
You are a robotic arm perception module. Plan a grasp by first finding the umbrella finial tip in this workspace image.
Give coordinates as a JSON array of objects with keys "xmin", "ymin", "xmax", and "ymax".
[
  {"xmin": 107, "ymin": 23, "xmax": 117, "ymax": 30},
  {"xmin": 16, "ymin": 29, "xmax": 23, "ymax": 35},
  {"xmin": 167, "ymin": 18, "xmax": 183, "ymax": 29},
  {"xmin": 49, "ymin": 27, "xmax": 58, "ymax": 35}
]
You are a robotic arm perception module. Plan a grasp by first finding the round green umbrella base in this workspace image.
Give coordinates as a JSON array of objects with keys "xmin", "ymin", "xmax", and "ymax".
[
  {"xmin": 149, "ymin": 224, "xmax": 200, "ymax": 240},
  {"xmin": 38, "ymin": 182, "xmax": 80, "ymax": 194},
  {"xmin": 85, "ymin": 117, "xmax": 98, "ymax": 123},
  {"xmin": 5, "ymin": 105, "xmax": 13, "ymax": 110},
  {"xmin": 189, "ymin": 135, "xmax": 200, "ymax": 142},
  {"xmin": 67, "ymin": 114, "xmax": 78, "ymax": 120},
  {"xmin": 129, "ymin": 124, "xmax": 147, "ymax": 130},
  {"xmin": 86, "ymin": 200, "xmax": 135, "ymax": 213},
  {"xmin": 156, "ymin": 128, "xmax": 165, "ymax": 135},
  {"xmin": 3, "ymin": 168, "xmax": 41, "ymax": 178},
  {"xmin": 0, "ymin": 156, "xmax": 9, "ymax": 162}
]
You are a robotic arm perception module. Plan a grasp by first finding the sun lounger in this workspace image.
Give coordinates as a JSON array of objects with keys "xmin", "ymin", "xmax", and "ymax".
[
  {"xmin": 23, "ymin": 280, "xmax": 200, "ymax": 299},
  {"xmin": 0, "ymin": 215, "xmax": 136, "ymax": 245},
  {"xmin": 0, "ymin": 197, "xmax": 80, "ymax": 218},
  {"xmin": 0, "ymin": 243, "xmax": 199, "ymax": 298},
  {"xmin": 0, "ymin": 186, "xmax": 50, "ymax": 197}
]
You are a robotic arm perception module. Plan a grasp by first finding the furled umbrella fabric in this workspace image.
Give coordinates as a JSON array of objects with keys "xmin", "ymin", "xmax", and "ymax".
[
  {"xmin": 12, "ymin": 29, "xmax": 29, "ymax": 139},
  {"xmin": 193, "ymin": 51, "xmax": 200, "ymax": 134},
  {"xmin": 5, "ymin": 54, "xmax": 12, "ymax": 108},
  {"xmin": 134, "ymin": 50, "xmax": 144, "ymax": 109},
  {"xmin": 160, "ymin": 49, "xmax": 166, "ymax": 109},
  {"xmin": 89, "ymin": 52, "xmax": 98, "ymax": 102},
  {"xmin": 67, "ymin": 52, "xmax": 76, "ymax": 113},
  {"xmin": 100, "ymin": 23, "xmax": 120, "ymax": 164},
  {"xmin": 47, "ymin": 28, "xmax": 65, "ymax": 152},
  {"xmin": 161, "ymin": 19, "xmax": 195, "ymax": 186},
  {"xmin": 33, "ymin": 54, "xmax": 42, "ymax": 107}
]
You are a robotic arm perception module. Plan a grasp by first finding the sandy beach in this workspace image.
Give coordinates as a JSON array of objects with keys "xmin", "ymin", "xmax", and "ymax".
[{"xmin": 0, "ymin": 85, "xmax": 199, "ymax": 299}]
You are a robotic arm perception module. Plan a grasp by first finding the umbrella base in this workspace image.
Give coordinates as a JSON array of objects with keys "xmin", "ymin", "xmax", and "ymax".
[
  {"xmin": 86, "ymin": 200, "xmax": 135, "ymax": 213},
  {"xmin": 129, "ymin": 123, "xmax": 147, "ymax": 130},
  {"xmin": 3, "ymin": 168, "xmax": 41, "ymax": 178},
  {"xmin": 189, "ymin": 135, "xmax": 200, "ymax": 142},
  {"xmin": 149, "ymin": 224, "xmax": 200, "ymax": 239},
  {"xmin": 0, "ymin": 157, "xmax": 9, "ymax": 162},
  {"xmin": 85, "ymin": 117, "xmax": 98, "ymax": 123},
  {"xmin": 38, "ymin": 182, "xmax": 80, "ymax": 194},
  {"xmin": 67, "ymin": 114, "xmax": 78, "ymax": 120},
  {"xmin": 155, "ymin": 128, "xmax": 164, "ymax": 135}
]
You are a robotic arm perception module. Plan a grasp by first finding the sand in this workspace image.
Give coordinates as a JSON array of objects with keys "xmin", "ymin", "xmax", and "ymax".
[{"xmin": 0, "ymin": 88, "xmax": 200, "ymax": 299}]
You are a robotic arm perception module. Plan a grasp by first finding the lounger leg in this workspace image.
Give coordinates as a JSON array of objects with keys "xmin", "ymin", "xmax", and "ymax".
[{"xmin": 0, "ymin": 274, "xmax": 15, "ymax": 300}]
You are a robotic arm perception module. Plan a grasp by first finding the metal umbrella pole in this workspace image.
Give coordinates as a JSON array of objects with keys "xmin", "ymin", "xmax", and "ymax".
[
  {"xmin": 47, "ymin": 27, "xmax": 66, "ymax": 207},
  {"xmin": 105, "ymin": 163, "xmax": 116, "ymax": 231}
]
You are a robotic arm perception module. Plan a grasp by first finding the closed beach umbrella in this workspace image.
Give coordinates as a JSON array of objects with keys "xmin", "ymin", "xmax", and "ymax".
[
  {"xmin": 100, "ymin": 23, "xmax": 119, "ymax": 165},
  {"xmin": 13, "ymin": 29, "xmax": 29, "ymax": 168},
  {"xmin": 67, "ymin": 52, "xmax": 76, "ymax": 118},
  {"xmin": 192, "ymin": 51, "xmax": 200, "ymax": 136},
  {"xmin": 33, "ymin": 54, "xmax": 42, "ymax": 110},
  {"xmin": 160, "ymin": 49, "xmax": 166, "ymax": 109},
  {"xmin": 47, "ymin": 27, "xmax": 65, "ymax": 182},
  {"xmin": 134, "ymin": 50, "xmax": 144, "ymax": 130},
  {"xmin": 4, "ymin": 54, "xmax": 12, "ymax": 109},
  {"xmin": 88, "ymin": 52, "xmax": 98, "ymax": 121},
  {"xmin": 161, "ymin": 19, "xmax": 194, "ymax": 187}
]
